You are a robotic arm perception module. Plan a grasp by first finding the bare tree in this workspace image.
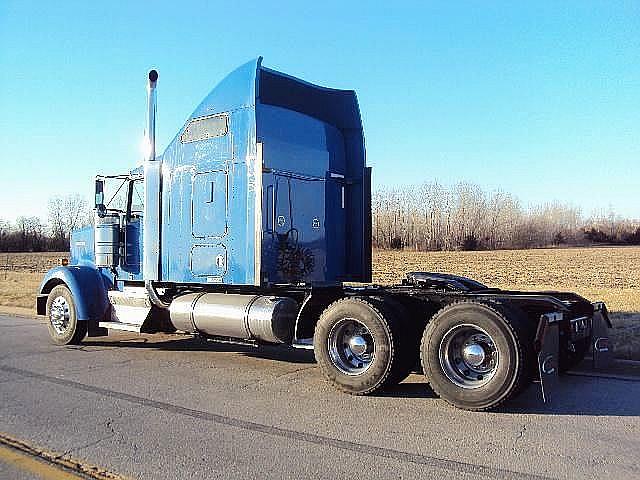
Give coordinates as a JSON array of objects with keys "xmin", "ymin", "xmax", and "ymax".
[
  {"xmin": 47, "ymin": 194, "xmax": 92, "ymax": 242},
  {"xmin": 48, "ymin": 197, "xmax": 66, "ymax": 241},
  {"xmin": 370, "ymin": 180, "xmax": 628, "ymax": 251}
]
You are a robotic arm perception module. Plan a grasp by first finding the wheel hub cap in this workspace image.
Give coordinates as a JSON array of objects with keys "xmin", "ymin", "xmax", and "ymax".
[
  {"xmin": 328, "ymin": 319, "xmax": 375, "ymax": 376},
  {"xmin": 462, "ymin": 343, "xmax": 486, "ymax": 367},
  {"xmin": 348, "ymin": 335, "xmax": 368, "ymax": 356},
  {"xmin": 439, "ymin": 325, "xmax": 499, "ymax": 389},
  {"xmin": 49, "ymin": 296, "xmax": 70, "ymax": 335}
]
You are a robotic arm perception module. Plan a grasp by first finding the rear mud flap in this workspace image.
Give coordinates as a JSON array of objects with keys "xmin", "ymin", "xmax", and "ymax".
[
  {"xmin": 536, "ymin": 304, "xmax": 613, "ymax": 403},
  {"xmin": 536, "ymin": 312, "xmax": 562, "ymax": 403},
  {"xmin": 592, "ymin": 302, "xmax": 613, "ymax": 370}
]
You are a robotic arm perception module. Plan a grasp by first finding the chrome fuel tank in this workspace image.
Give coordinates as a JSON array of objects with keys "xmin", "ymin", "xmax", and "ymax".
[{"xmin": 169, "ymin": 293, "xmax": 297, "ymax": 344}]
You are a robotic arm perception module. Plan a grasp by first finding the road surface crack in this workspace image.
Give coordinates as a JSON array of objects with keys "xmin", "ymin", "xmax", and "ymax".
[
  {"xmin": 273, "ymin": 366, "xmax": 315, "ymax": 379},
  {"xmin": 56, "ymin": 433, "xmax": 116, "ymax": 459},
  {"xmin": 511, "ymin": 423, "xmax": 528, "ymax": 451}
]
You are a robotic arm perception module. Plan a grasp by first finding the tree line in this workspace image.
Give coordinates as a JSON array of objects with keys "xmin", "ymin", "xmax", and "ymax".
[
  {"xmin": 0, "ymin": 185, "xmax": 638, "ymax": 253},
  {"xmin": 373, "ymin": 182, "xmax": 640, "ymax": 251},
  {"xmin": 0, "ymin": 194, "xmax": 91, "ymax": 252}
]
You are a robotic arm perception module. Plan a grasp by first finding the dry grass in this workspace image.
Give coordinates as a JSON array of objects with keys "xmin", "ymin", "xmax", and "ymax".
[
  {"xmin": 0, "ymin": 248, "xmax": 638, "ymax": 358},
  {"xmin": 0, "ymin": 252, "xmax": 66, "ymax": 308},
  {"xmin": 0, "ymin": 252, "xmax": 66, "ymax": 273},
  {"xmin": 0, "ymin": 271, "xmax": 45, "ymax": 308}
]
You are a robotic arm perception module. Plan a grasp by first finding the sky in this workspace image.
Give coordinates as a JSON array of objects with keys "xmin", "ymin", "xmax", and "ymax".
[{"xmin": 0, "ymin": 1, "xmax": 638, "ymax": 223}]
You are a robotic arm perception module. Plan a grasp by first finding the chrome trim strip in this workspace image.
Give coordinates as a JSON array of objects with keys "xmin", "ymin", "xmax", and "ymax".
[{"xmin": 254, "ymin": 142, "xmax": 263, "ymax": 286}]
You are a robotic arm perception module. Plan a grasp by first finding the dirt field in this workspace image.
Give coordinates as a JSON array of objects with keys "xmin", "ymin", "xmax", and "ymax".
[
  {"xmin": 372, "ymin": 246, "xmax": 640, "ymax": 312},
  {"xmin": 0, "ymin": 248, "xmax": 638, "ymax": 358},
  {"xmin": 0, "ymin": 252, "xmax": 66, "ymax": 309},
  {"xmin": 372, "ymin": 246, "xmax": 640, "ymax": 359}
]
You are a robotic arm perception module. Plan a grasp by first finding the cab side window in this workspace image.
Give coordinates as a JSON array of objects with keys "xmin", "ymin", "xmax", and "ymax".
[{"xmin": 130, "ymin": 180, "xmax": 144, "ymax": 217}]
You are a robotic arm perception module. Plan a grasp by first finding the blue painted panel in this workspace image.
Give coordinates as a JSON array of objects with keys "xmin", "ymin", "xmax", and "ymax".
[
  {"xmin": 261, "ymin": 172, "xmax": 327, "ymax": 284},
  {"xmin": 190, "ymin": 59, "xmax": 260, "ymax": 119},
  {"xmin": 69, "ymin": 226, "xmax": 95, "ymax": 266},
  {"xmin": 257, "ymin": 66, "xmax": 369, "ymax": 282},
  {"xmin": 160, "ymin": 60, "xmax": 259, "ymax": 285},
  {"xmin": 39, "ymin": 265, "xmax": 111, "ymax": 321},
  {"xmin": 180, "ymin": 121, "xmax": 232, "ymax": 172},
  {"xmin": 258, "ymin": 105, "xmax": 331, "ymax": 177},
  {"xmin": 190, "ymin": 244, "xmax": 227, "ymax": 278},
  {"xmin": 192, "ymin": 170, "xmax": 228, "ymax": 238}
]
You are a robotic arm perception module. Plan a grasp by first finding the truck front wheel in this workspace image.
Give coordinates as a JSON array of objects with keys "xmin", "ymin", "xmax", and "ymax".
[
  {"xmin": 421, "ymin": 301, "xmax": 533, "ymax": 411},
  {"xmin": 314, "ymin": 297, "xmax": 412, "ymax": 395},
  {"xmin": 46, "ymin": 285, "xmax": 87, "ymax": 345}
]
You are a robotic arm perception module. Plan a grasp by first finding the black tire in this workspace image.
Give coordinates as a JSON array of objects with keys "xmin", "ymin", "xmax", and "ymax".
[
  {"xmin": 368, "ymin": 297, "xmax": 418, "ymax": 387},
  {"xmin": 314, "ymin": 297, "xmax": 414, "ymax": 395},
  {"xmin": 420, "ymin": 301, "xmax": 533, "ymax": 411},
  {"xmin": 46, "ymin": 285, "xmax": 87, "ymax": 345}
]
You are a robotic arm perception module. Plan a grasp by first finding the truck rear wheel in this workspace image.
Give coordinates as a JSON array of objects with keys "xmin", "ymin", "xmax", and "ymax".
[
  {"xmin": 46, "ymin": 285, "xmax": 87, "ymax": 345},
  {"xmin": 314, "ymin": 297, "xmax": 412, "ymax": 395},
  {"xmin": 421, "ymin": 301, "xmax": 532, "ymax": 411}
]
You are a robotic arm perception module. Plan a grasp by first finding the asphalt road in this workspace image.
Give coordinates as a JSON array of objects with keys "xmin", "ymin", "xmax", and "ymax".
[{"xmin": 1, "ymin": 314, "xmax": 639, "ymax": 479}]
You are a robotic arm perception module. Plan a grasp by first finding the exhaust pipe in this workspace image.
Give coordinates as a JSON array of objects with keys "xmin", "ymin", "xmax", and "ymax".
[
  {"xmin": 143, "ymin": 69, "xmax": 161, "ymax": 282},
  {"xmin": 146, "ymin": 70, "xmax": 158, "ymax": 161}
]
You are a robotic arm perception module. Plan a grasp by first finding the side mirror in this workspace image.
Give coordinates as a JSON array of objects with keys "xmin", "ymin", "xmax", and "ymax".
[{"xmin": 95, "ymin": 179, "xmax": 106, "ymax": 217}]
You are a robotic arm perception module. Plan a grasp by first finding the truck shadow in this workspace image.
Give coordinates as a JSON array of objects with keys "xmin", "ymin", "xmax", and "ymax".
[
  {"xmin": 83, "ymin": 335, "xmax": 317, "ymax": 364},
  {"xmin": 83, "ymin": 337, "xmax": 640, "ymax": 415},
  {"xmin": 497, "ymin": 377, "xmax": 640, "ymax": 416},
  {"xmin": 372, "ymin": 372, "xmax": 640, "ymax": 414},
  {"xmin": 375, "ymin": 381, "xmax": 438, "ymax": 399}
]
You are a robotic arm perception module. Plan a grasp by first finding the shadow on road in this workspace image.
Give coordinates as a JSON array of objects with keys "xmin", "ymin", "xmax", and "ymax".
[
  {"xmin": 375, "ymin": 381, "xmax": 437, "ymax": 399},
  {"xmin": 82, "ymin": 335, "xmax": 317, "ymax": 364},
  {"xmin": 81, "ymin": 335, "xmax": 640, "ymax": 415},
  {"xmin": 498, "ymin": 375, "xmax": 640, "ymax": 416}
]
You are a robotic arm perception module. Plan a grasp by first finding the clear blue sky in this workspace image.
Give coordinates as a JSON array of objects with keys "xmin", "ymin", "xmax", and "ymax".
[{"xmin": 1, "ymin": 1, "xmax": 638, "ymax": 222}]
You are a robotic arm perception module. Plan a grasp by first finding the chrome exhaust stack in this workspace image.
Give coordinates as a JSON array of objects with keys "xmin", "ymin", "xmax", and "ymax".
[
  {"xmin": 146, "ymin": 70, "xmax": 158, "ymax": 161},
  {"xmin": 143, "ymin": 69, "xmax": 161, "ymax": 281}
]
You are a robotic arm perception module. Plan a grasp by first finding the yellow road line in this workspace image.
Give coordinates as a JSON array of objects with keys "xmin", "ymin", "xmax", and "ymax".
[
  {"xmin": 0, "ymin": 432, "xmax": 128, "ymax": 480},
  {"xmin": 0, "ymin": 442, "xmax": 82, "ymax": 479}
]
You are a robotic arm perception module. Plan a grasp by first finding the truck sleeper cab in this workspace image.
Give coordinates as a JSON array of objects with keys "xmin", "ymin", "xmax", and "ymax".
[{"xmin": 37, "ymin": 59, "xmax": 611, "ymax": 411}]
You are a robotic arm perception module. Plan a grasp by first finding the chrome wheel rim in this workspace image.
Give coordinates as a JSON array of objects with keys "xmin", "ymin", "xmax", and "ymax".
[
  {"xmin": 439, "ymin": 324, "xmax": 499, "ymax": 389},
  {"xmin": 328, "ymin": 318, "xmax": 375, "ymax": 375},
  {"xmin": 49, "ymin": 296, "xmax": 70, "ymax": 335}
]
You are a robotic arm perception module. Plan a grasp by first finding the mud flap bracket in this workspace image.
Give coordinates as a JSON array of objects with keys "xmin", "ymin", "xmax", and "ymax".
[{"xmin": 536, "ymin": 312, "xmax": 562, "ymax": 403}]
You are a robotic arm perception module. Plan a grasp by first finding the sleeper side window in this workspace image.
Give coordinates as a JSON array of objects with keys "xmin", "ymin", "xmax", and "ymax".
[{"xmin": 180, "ymin": 114, "xmax": 229, "ymax": 144}]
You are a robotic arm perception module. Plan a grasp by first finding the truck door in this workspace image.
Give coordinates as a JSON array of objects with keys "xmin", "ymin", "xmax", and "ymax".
[
  {"xmin": 265, "ymin": 174, "xmax": 325, "ymax": 283},
  {"xmin": 190, "ymin": 169, "xmax": 229, "ymax": 281}
]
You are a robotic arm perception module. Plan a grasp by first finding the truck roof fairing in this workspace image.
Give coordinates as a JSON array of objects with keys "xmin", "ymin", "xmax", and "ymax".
[{"xmin": 171, "ymin": 57, "xmax": 364, "ymax": 150}]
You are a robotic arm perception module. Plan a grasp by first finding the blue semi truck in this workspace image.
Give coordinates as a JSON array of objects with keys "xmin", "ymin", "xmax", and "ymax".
[{"xmin": 37, "ymin": 58, "xmax": 611, "ymax": 410}]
